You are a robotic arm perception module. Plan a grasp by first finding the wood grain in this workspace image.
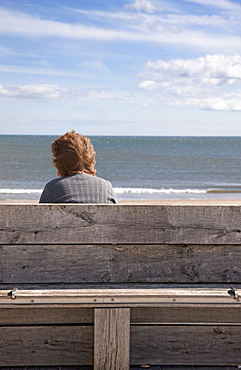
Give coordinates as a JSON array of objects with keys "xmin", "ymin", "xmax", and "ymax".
[
  {"xmin": 157, "ymin": 367, "xmax": 238, "ymax": 369},
  {"xmin": 2, "ymin": 305, "xmax": 241, "ymax": 326},
  {"xmin": 1, "ymin": 324, "xmax": 241, "ymax": 366},
  {"xmin": 131, "ymin": 306, "xmax": 241, "ymax": 324},
  {"xmin": 94, "ymin": 308, "xmax": 130, "ymax": 370},
  {"xmin": 1, "ymin": 244, "xmax": 241, "ymax": 284},
  {"xmin": 130, "ymin": 325, "xmax": 241, "ymax": 366},
  {"xmin": 0, "ymin": 307, "xmax": 94, "ymax": 325},
  {"xmin": 1, "ymin": 204, "xmax": 241, "ymax": 244},
  {"xmin": 1, "ymin": 203, "xmax": 241, "ymax": 368},
  {"xmin": 0, "ymin": 326, "xmax": 93, "ymax": 366}
]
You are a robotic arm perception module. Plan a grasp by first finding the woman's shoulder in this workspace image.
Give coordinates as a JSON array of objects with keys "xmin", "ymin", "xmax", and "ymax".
[
  {"xmin": 43, "ymin": 176, "xmax": 66, "ymax": 189},
  {"xmin": 45, "ymin": 173, "xmax": 113, "ymax": 189}
]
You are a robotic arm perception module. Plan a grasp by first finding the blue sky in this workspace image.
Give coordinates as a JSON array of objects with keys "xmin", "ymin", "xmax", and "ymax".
[{"xmin": 0, "ymin": 0, "xmax": 241, "ymax": 135}]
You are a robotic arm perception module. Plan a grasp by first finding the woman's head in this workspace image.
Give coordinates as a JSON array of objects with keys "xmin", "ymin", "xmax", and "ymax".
[{"xmin": 51, "ymin": 130, "xmax": 96, "ymax": 177}]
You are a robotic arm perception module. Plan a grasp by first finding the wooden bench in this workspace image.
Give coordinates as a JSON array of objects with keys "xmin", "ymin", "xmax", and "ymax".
[{"xmin": 1, "ymin": 203, "xmax": 241, "ymax": 369}]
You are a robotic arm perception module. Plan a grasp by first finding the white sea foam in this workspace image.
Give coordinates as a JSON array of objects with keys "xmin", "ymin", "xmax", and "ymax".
[
  {"xmin": 0, "ymin": 187, "xmax": 239, "ymax": 196},
  {"xmin": 114, "ymin": 187, "xmax": 207, "ymax": 194},
  {"xmin": 0, "ymin": 189, "xmax": 43, "ymax": 194},
  {"xmin": 0, "ymin": 187, "xmax": 207, "ymax": 195}
]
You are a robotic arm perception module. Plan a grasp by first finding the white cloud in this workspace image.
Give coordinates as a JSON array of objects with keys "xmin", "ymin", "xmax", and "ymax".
[
  {"xmin": 138, "ymin": 80, "xmax": 157, "ymax": 90},
  {"xmin": 0, "ymin": 84, "xmax": 99, "ymax": 100},
  {"xmin": 0, "ymin": 7, "xmax": 239, "ymax": 54},
  {"xmin": 0, "ymin": 8, "xmax": 140, "ymax": 41},
  {"xmin": 125, "ymin": 0, "xmax": 157, "ymax": 13},
  {"xmin": 0, "ymin": 83, "xmax": 156, "ymax": 111},
  {"xmin": 0, "ymin": 64, "xmax": 76, "ymax": 76},
  {"xmin": 144, "ymin": 54, "xmax": 241, "ymax": 84},
  {"xmin": 139, "ymin": 54, "xmax": 241, "ymax": 111},
  {"xmin": 0, "ymin": 84, "xmax": 122, "ymax": 102},
  {"xmin": 168, "ymin": 13, "xmax": 229, "ymax": 29},
  {"xmin": 70, "ymin": 5, "xmax": 236, "ymax": 36},
  {"xmin": 0, "ymin": 7, "xmax": 183, "ymax": 43},
  {"xmin": 183, "ymin": 0, "xmax": 241, "ymax": 12},
  {"xmin": 68, "ymin": 8, "xmax": 181, "ymax": 35},
  {"xmin": 174, "ymin": 94, "xmax": 241, "ymax": 111},
  {"xmin": 0, "ymin": 84, "xmax": 76, "ymax": 99}
]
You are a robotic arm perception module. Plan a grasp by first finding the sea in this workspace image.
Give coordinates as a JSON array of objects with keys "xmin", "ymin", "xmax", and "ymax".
[{"xmin": 1, "ymin": 135, "xmax": 241, "ymax": 201}]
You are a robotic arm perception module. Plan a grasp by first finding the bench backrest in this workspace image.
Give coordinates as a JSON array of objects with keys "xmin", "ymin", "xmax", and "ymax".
[{"xmin": 1, "ymin": 204, "xmax": 241, "ymax": 286}]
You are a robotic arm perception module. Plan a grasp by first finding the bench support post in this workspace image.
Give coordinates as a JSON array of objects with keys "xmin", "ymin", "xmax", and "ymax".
[{"xmin": 94, "ymin": 307, "xmax": 130, "ymax": 370}]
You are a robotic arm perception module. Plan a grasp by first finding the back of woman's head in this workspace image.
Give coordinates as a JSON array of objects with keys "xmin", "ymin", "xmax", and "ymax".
[{"xmin": 51, "ymin": 130, "xmax": 96, "ymax": 177}]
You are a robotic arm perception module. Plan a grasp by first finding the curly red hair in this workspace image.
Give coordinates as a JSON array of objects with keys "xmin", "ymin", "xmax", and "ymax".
[{"xmin": 51, "ymin": 131, "xmax": 96, "ymax": 177}]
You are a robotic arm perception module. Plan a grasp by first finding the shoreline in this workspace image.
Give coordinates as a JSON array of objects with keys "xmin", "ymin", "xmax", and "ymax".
[{"xmin": 1, "ymin": 199, "xmax": 241, "ymax": 205}]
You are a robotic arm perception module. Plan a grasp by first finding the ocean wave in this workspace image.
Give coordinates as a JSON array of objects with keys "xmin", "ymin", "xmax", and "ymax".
[
  {"xmin": 1, "ymin": 187, "xmax": 241, "ymax": 196},
  {"xmin": 0, "ymin": 189, "xmax": 43, "ymax": 194},
  {"xmin": 114, "ymin": 187, "xmax": 207, "ymax": 194}
]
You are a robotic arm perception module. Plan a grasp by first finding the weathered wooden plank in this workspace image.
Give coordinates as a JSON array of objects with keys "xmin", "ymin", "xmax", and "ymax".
[
  {"xmin": 131, "ymin": 306, "xmax": 241, "ymax": 324},
  {"xmin": 0, "ymin": 367, "xmax": 93, "ymax": 370},
  {"xmin": 0, "ymin": 367, "xmax": 237, "ymax": 370},
  {"xmin": 1, "ymin": 204, "xmax": 241, "ymax": 244},
  {"xmin": 0, "ymin": 366, "xmax": 239, "ymax": 369},
  {"xmin": 0, "ymin": 367, "xmax": 236, "ymax": 370},
  {"xmin": 1, "ymin": 283, "xmax": 237, "ymax": 293},
  {"xmin": 157, "ymin": 366, "xmax": 237, "ymax": 370},
  {"xmin": 1, "ymin": 325, "xmax": 241, "ymax": 366},
  {"xmin": 157, "ymin": 368, "xmax": 238, "ymax": 370},
  {"xmin": 1, "ymin": 305, "xmax": 241, "ymax": 326},
  {"xmin": 131, "ymin": 325, "xmax": 241, "ymax": 365},
  {"xmin": 0, "ymin": 326, "xmax": 93, "ymax": 366},
  {"xmin": 1, "ymin": 244, "xmax": 241, "ymax": 284},
  {"xmin": 94, "ymin": 308, "xmax": 130, "ymax": 370},
  {"xmin": 0, "ymin": 307, "xmax": 93, "ymax": 325}
]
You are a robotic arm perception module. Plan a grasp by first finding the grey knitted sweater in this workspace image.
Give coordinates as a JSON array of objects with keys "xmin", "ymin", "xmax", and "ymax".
[{"xmin": 39, "ymin": 173, "xmax": 117, "ymax": 204}]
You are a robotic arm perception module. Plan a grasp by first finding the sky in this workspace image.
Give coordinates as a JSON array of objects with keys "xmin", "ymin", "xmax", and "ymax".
[{"xmin": 0, "ymin": 0, "xmax": 241, "ymax": 136}]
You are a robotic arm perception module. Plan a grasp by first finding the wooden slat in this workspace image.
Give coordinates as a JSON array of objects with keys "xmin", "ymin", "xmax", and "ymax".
[
  {"xmin": 1, "ymin": 204, "xmax": 241, "ymax": 244},
  {"xmin": 131, "ymin": 325, "xmax": 241, "ymax": 366},
  {"xmin": 0, "ymin": 307, "xmax": 93, "ymax": 325},
  {"xmin": 1, "ymin": 305, "xmax": 241, "ymax": 326},
  {"xmin": 0, "ymin": 367, "xmax": 235, "ymax": 370},
  {"xmin": 161, "ymin": 368, "xmax": 238, "ymax": 370},
  {"xmin": 3, "ymin": 365, "xmax": 235, "ymax": 369},
  {"xmin": 0, "ymin": 367, "xmax": 93, "ymax": 370},
  {"xmin": 0, "ymin": 326, "xmax": 93, "ymax": 366},
  {"xmin": 1, "ymin": 244, "xmax": 241, "ymax": 284},
  {"xmin": 134, "ymin": 368, "xmax": 238, "ymax": 370},
  {"xmin": 94, "ymin": 308, "xmax": 130, "ymax": 370},
  {"xmin": 2, "ymin": 305, "xmax": 241, "ymax": 326},
  {"xmin": 1, "ymin": 325, "xmax": 241, "ymax": 366},
  {"xmin": 131, "ymin": 306, "xmax": 241, "ymax": 324}
]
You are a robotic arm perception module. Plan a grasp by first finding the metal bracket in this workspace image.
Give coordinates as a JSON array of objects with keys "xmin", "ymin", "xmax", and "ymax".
[
  {"xmin": 229, "ymin": 287, "xmax": 239, "ymax": 300},
  {"xmin": 10, "ymin": 288, "xmax": 18, "ymax": 300}
]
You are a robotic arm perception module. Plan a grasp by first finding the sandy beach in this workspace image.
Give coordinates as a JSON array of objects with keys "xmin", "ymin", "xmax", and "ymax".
[{"xmin": 1, "ymin": 199, "xmax": 241, "ymax": 205}]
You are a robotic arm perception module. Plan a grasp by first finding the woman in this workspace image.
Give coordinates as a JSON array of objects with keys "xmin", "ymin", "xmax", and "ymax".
[{"xmin": 39, "ymin": 130, "xmax": 117, "ymax": 204}]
